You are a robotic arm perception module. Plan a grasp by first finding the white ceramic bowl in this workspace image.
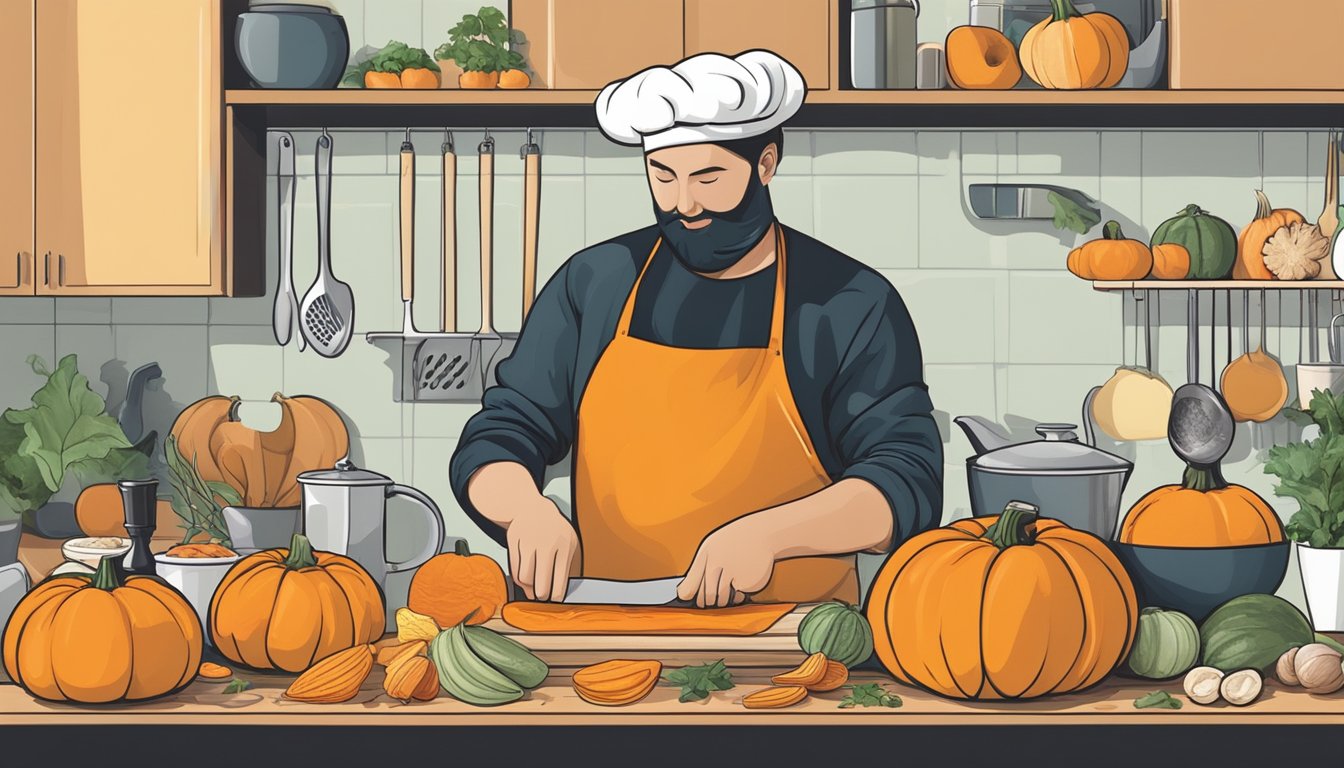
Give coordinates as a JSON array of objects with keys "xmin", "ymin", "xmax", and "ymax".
[
  {"xmin": 154, "ymin": 552, "xmax": 242, "ymax": 640},
  {"xmin": 61, "ymin": 536, "xmax": 131, "ymax": 569}
]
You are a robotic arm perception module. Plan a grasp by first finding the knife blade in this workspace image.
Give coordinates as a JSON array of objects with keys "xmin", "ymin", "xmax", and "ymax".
[{"xmin": 562, "ymin": 577, "xmax": 684, "ymax": 606}]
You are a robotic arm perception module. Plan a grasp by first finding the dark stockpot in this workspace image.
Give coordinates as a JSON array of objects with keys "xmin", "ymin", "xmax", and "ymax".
[
  {"xmin": 236, "ymin": 4, "xmax": 349, "ymax": 89},
  {"xmin": 1112, "ymin": 541, "xmax": 1290, "ymax": 623}
]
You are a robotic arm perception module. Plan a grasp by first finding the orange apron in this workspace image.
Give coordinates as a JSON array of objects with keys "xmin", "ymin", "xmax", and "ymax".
[{"xmin": 573, "ymin": 230, "xmax": 859, "ymax": 604}]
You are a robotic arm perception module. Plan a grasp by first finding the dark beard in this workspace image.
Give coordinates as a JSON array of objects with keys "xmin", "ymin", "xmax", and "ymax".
[{"xmin": 654, "ymin": 175, "xmax": 775, "ymax": 273}]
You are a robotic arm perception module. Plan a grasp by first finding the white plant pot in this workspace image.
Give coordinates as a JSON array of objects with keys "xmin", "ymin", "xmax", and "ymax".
[{"xmin": 1298, "ymin": 544, "xmax": 1344, "ymax": 632}]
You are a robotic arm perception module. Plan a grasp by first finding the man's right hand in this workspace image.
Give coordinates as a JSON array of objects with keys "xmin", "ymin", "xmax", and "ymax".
[{"xmin": 506, "ymin": 496, "xmax": 580, "ymax": 602}]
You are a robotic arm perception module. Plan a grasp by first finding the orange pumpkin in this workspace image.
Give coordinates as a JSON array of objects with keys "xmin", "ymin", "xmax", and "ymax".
[
  {"xmin": 209, "ymin": 533, "xmax": 385, "ymax": 673},
  {"xmin": 498, "ymin": 69, "xmax": 531, "ymax": 89},
  {"xmin": 170, "ymin": 393, "xmax": 348, "ymax": 509},
  {"xmin": 1119, "ymin": 464, "xmax": 1284, "ymax": 547},
  {"xmin": 1150, "ymin": 243, "xmax": 1192, "ymax": 280},
  {"xmin": 74, "ymin": 483, "xmax": 178, "ymax": 538},
  {"xmin": 1019, "ymin": 0, "xmax": 1129, "ymax": 89},
  {"xmin": 945, "ymin": 26, "xmax": 1022, "ymax": 90},
  {"xmin": 3, "ymin": 557, "xmax": 203, "ymax": 703},
  {"xmin": 865, "ymin": 502, "xmax": 1138, "ymax": 700},
  {"xmin": 407, "ymin": 540, "xmax": 508, "ymax": 627},
  {"xmin": 459, "ymin": 71, "xmax": 500, "ymax": 89},
  {"xmin": 1066, "ymin": 221, "xmax": 1154, "ymax": 280},
  {"xmin": 1234, "ymin": 190, "xmax": 1306, "ymax": 280},
  {"xmin": 364, "ymin": 70, "xmax": 402, "ymax": 89},
  {"xmin": 399, "ymin": 67, "xmax": 440, "ymax": 89}
]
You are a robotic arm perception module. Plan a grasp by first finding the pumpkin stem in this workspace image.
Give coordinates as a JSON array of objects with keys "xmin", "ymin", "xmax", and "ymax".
[
  {"xmin": 455, "ymin": 539, "xmax": 471, "ymax": 557},
  {"xmin": 91, "ymin": 554, "xmax": 125, "ymax": 591},
  {"xmin": 1181, "ymin": 204, "xmax": 1206, "ymax": 217},
  {"xmin": 1183, "ymin": 462, "xmax": 1228, "ymax": 492},
  {"xmin": 283, "ymin": 533, "xmax": 318, "ymax": 570},
  {"xmin": 1048, "ymin": 0, "xmax": 1080, "ymax": 21},
  {"xmin": 1253, "ymin": 190, "xmax": 1273, "ymax": 220},
  {"xmin": 1103, "ymin": 220, "xmax": 1124, "ymax": 240},
  {"xmin": 984, "ymin": 501, "xmax": 1039, "ymax": 549}
]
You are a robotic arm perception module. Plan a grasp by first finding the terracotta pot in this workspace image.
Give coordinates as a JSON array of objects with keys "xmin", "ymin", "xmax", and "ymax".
[
  {"xmin": 437, "ymin": 59, "xmax": 464, "ymax": 88},
  {"xmin": 459, "ymin": 71, "xmax": 500, "ymax": 89}
]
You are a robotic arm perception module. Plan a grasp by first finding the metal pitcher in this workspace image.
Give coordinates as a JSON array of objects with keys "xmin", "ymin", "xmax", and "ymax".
[{"xmin": 298, "ymin": 459, "xmax": 445, "ymax": 586}]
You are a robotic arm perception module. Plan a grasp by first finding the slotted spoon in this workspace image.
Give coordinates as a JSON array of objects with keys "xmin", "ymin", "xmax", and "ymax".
[{"xmin": 300, "ymin": 130, "xmax": 355, "ymax": 358}]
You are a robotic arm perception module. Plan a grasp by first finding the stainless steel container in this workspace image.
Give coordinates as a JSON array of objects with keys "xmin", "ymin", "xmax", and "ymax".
[{"xmin": 850, "ymin": 0, "xmax": 919, "ymax": 89}]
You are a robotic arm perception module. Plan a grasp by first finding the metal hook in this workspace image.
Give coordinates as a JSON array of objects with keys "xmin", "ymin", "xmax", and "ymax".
[
  {"xmin": 319, "ymin": 126, "xmax": 331, "ymax": 148},
  {"xmin": 479, "ymin": 128, "xmax": 494, "ymax": 153},
  {"xmin": 521, "ymin": 127, "xmax": 539, "ymax": 159},
  {"xmin": 442, "ymin": 129, "xmax": 454, "ymax": 154}
]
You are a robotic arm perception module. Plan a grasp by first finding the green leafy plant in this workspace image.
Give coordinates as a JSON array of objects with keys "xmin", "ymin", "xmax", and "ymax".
[
  {"xmin": 433, "ymin": 7, "xmax": 525, "ymax": 73},
  {"xmin": 1267, "ymin": 389, "xmax": 1344, "ymax": 548},
  {"xmin": 1133, "ymin": 690, "xmax": 1182, "ymax": 710},
  {"xmin": 0, "ymin": 355, "xmax": 150, "ymax": 525},
  {"xmin": 1048, "ymin": 190, "xmax": 1102, "ymax": 235},
  {"xmin": 838, "ymin": 683, "xmax": 902, "ymax": 708},
  {"xmin": 164, "ymin": 434, "xmax": 240, "ymax": 546},
  {"xmin": 222, "ymin": 678, "xmax": 252, "ymax": 694},
  {"xmin": 341, "ymin": 40, "xmax": 441, "ymax": 87},
  {"xmin": 661, "ymin": 659, "xmax": 734, "ymax": 702}
]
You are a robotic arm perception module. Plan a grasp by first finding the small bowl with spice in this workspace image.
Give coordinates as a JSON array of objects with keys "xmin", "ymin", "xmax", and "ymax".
[
  {"xmin": 154, "ymin": 543, "xmax": 242, "ymax": 638},
  {"xmin": 61, "ymin": 536, "xmax": 131, "ymax": 570}
]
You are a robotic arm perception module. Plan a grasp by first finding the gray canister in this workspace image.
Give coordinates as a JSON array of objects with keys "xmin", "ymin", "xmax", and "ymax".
[{"xmin": 851, "ymin": 0, "xmax": 919, "ymax": 89}]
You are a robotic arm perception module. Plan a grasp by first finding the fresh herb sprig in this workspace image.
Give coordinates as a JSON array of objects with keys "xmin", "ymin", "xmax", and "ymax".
[
  {"xmin": 838, "ymin": 683, "xmax": 902, "ymax": 708},
  {"xmin": 1133, "ymin": 690, "xmax": 1182, "ymax": 710},
  {"xmin": 662, "ymin": 660, "xmax": 735, "ymax": 703}
]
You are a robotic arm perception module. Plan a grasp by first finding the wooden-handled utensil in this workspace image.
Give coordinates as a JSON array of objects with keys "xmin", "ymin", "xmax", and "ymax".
[
  {"xmin": 1319, "ymin": 129, "xmax": 1340, "ymax": 243},
  {"xmin": 399, "ymin": 128, "xmax": 419, "ymax": 337},
  {"xmin": 442, "ymin": 130, "xmax": 457, "ymax": 333},
  {"xmin": 485, "ymin": 129, "xmax": 542, "ymax": 389}
]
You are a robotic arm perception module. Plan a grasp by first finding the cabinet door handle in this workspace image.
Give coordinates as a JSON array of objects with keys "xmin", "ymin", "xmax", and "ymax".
[
  {"xmin": 43, "ymin": 252, "xmax": 50, "ymax": 287},
  {"xmin": 58, "ymin": 255, "xmax": 65, "ymax": 287},
  {"xmin": 11, "ymin": 253, "xmax": 18, "ymax": 288}
]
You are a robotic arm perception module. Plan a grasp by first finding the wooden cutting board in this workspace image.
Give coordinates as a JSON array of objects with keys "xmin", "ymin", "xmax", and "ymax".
[{"xmin": 482, "ymin": 603, "xmax": 816, "ymax": 670}]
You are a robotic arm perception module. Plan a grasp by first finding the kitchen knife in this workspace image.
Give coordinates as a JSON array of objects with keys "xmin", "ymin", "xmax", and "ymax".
[{"xmin": 562, "ymin": 577, "xmax": 685, "ymax": 606}]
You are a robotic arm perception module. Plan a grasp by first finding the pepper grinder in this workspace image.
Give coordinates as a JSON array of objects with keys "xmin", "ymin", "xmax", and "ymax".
[{"xmin": 119, "ymin": 478, "xmax": 158, "ymax": 576}]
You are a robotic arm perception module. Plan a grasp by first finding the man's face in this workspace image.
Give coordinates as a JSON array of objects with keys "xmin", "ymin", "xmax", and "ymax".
[{"xmin": 644, "ymin": 143, "xmax": 777, "ymax": 225}]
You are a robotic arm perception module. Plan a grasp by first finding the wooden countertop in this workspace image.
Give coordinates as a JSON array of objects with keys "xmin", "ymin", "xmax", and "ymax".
[{"xmin": 3, "ymin": 663, "xmax": 1344, "ymax": 726}]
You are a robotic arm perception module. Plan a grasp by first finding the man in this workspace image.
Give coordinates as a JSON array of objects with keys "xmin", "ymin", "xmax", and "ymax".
[{"xmin": 450, "ymin": 50, "xmax": 942, "ymax": 608}]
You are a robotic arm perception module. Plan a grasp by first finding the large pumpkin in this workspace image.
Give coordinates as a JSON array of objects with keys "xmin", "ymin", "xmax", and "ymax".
[
  {"xmin": 1018, "ymin": 0, "xmax": 1129, "ymax": 90},
  {"xmin": 1150, "ymin": 204, "xmax": 1238, "ymax": 279},
  {"xmin": 866, "ymin": 502, "xmax": 1138, "ymax": 700},
  {"xmin": 3, "ymin": 557, "xmax": 203, "ymax": 703},
  {"xmin": 170, "ymin": 393, "xmax": 349, "ymax": 509},
  {"xmin": 1119, "ymin": 464, "xmax": 1284, "ymax": 547},
  {"xmin": 209, "ymin": 533, "xmax": 385, "ymax": 672},
  {"xmin": 1234, "ymin": 190, "xmax": 1305, "ymax": 280},
  {"xmin": 407, "ymin": 540, "xmax": 508, "ymax": 627},
  {"xmin": 1066, "ymin": 221, "xmax": 1153, "ymax": 280},
  {"xmin": 945, "ymin": 26, "xmax": 1022, "ymax": 90}
]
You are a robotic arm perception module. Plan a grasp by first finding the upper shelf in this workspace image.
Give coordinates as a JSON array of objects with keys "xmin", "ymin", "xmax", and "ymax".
[
  {"xmin": 1094, "ymin": 280, "xmax": 1344, "ymax": 291},
  {"xmin": 225, "ymin": 89, "xmax": 1344, "ymax": 130}
]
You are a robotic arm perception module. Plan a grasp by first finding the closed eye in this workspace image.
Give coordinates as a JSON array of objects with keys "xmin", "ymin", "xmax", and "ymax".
[
  {"xmin": 697, "ymin": 177, "xmax": 719, "ymax": 185},
  {"xmin": 655, "ymin": 175, "xmax": 675, "ymax": 184}
]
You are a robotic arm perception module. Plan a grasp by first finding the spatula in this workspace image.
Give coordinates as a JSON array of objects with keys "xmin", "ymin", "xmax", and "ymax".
[{"xmin": 300, "ymin": 130, "xmax": 355, "ymax": 357}]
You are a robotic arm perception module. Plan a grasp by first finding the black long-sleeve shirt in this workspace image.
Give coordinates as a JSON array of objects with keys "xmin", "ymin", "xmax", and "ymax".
[{"xmin": 449, "ymin": 224, "xmax": 944, "ymax": 552}]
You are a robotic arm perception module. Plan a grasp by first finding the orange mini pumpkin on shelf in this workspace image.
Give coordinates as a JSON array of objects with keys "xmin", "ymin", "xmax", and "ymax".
[
  {"xmin": 1019, "ymin": 0, "xmax": 1129, "ymax": 89},
  {"xmin": 865, "ymin": 501, "xmax": 1137, "ymax": 700},
  {"xmin": 1119, "ymin": 465, "xmax": 1284, "ymax": 548},
  {"xmin": 1235, "ymin": 190, "xmax": 1306, "ymax": 280},
  {"xmin": 407, "ymin": 540, "xmax": 508, "ymax": 627},
  {"xmin": 1150, "ymin": 243, "xmax": 1192, "ymax": 280},
  {"xmin": 1066, "ymin": 221, "xmax": 1154, "ymax": 280},
  {"xmin": 944, "ymin": 26, "xmax": 1022, "ymax": 90},
  {"xmin": 209, "ymin": 533, "xmax": 385, "ymax": 673},
  {"xmin": 2, "ymin": 557, "xmax": 203, "ymax": 703}
]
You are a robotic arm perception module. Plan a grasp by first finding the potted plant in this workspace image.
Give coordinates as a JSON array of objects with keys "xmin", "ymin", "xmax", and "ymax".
[
  {"xmin": 341, "ymin": 40, "xmax": 441, "ymax": 89},
  {"xmin": 434, "ymin": 6, "xmax": 530, "ymax": 89},
  {"xmin": 1268, "ymin": 388, "xmax": 1344, "ymax": 631},
  {"xmin": 0, "ymin": 355, "xmax": 151, "ymax": 565}
]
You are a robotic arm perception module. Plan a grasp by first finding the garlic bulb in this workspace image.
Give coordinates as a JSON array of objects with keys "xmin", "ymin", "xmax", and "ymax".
[
  {"xmin": 1184, "ymin": 666, "xmax": 1224, "ymax": 705},
  {"xmin": 1220, "ymin": 668, "xmax": 1264, "ymax": 707},
  {"xmin": 1277, "ymin": 647, "xmax": 1301, "ymax": 686},
  {"xmin": 1293, "ymin": 643, "xmax": 1344, "ymax": 694}
]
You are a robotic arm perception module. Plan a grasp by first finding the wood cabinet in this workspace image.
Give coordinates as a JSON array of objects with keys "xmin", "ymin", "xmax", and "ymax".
[
  {"xmin": 34, "ymin": 0, "xmax": 225, "ymax": 295},
  {"xmin": 0, "ymin": 0, "xmax": 33, "ymax": 296},
  {"xmin": 684, "ymin": 0, "xmax": 837, "ymax": 90}
]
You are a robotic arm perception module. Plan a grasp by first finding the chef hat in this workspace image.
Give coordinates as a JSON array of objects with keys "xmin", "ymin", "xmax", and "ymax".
[{"xmin": 595, "ymin": 50, "xmax": 807, "ymax": 153}]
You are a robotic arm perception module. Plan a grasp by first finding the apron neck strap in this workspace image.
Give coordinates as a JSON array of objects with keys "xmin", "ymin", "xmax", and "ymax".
[{"xmin": 616, "ymin": 226, "xmax": 788, "ymax": 354}]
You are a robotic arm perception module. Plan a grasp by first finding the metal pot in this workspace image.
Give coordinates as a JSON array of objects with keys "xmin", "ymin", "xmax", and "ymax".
[
  {"xmin": 954, "ymin": 416, "xmax": 1132, "ymax": 538},
  {"xmin": 236, "ymin": 4, "xmax": 349, "ymax": 89}
]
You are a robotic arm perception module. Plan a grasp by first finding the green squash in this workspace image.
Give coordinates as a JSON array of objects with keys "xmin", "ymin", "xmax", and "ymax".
[
  {"xmin": 1127, "ymin": 607, "xmax": 1200, "ymax": 679},
  {"xmin": 1200, "ymin": 594, "xmax": 1313, "ymax": 673},
  {"xmin": 798, "ymin": 601, "xmax": 873, "ymax": 668},
  {"xmin": 1150, "ymin": 204, "xmax": 1238, "ymax": 279}
]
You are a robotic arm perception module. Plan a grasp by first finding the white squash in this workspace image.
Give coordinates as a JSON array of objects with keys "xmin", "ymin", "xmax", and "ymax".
[{"xmin": 1092, "ymin": 366, "xmax": 1173, "ymax": 441}]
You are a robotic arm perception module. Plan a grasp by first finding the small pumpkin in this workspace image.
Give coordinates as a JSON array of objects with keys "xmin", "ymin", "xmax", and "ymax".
[
  {"xmin": 459, "ymin": 71, "xmax": 500, "ymax": 89},
  {"xmin": 797, "ymin": 601, "xmax": 873, "ymax": 668},
  {"xmin": 865, "ymin": 502, "xmax": 1138, "ymax": 700},
  {"xmin": 364, "ymin": 70, "xmax": 401, "ymax": 89},
  {"xmin": 944, "ymin": 26, "xmax": 1022, "ymax": 90},
  {"xmin": 1150, "ymin": 204, "xmax": 1238, "ymax": 279},
  {"xmin": 407, "ymin": 540, "xmax": 508, "ymax": 627},
  {"xmin": 1235, "ymin": 190, "xmax": 1306, "ymax": 280},
  {"xmin": 1126, "ymin": 608, "xmax": 1200, "ymax": 680},
  {"xmin": 1019, "ymin": 0, "xmax": 1129, "ymax": 90},
  {"xmin": 1150, "ymin": 243, "xmax": 1191, "ymax": 280},
  {"xmin": 1066, "ymin": 221, "xmax": 1153, "ymax": 280},
  {"xmin": 498, "ymin": 69, "xmax": 531, "ymax": 89},
  {"xmin": 209, "ymin": 533, "xmax": 385, "ymax": 673},
  {"xmin": 1118, "ymin": 464, "xmax": 1284, "ymax": 548},
  {"xmin": 399, "ymin": 67, "xmax": 440, "ymax": 89},
  {"xmin": 2, "ymin": 556, "xmax": 203, "ymax": 703}
]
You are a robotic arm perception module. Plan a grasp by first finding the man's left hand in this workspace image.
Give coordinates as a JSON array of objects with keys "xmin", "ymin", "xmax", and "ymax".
[{"xmin": 676, "ymin": 518, "xmax": 777, "ymax": 608}]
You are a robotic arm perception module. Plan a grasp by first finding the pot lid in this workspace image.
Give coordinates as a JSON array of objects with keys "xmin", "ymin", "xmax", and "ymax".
[
  {"xmin": 247, "ymin": 4, "xmax": 337, "ymax": 15},
  {"xmin": 973, "ymin": 424, "xmax": 1132, "ymax": 474},
  {"xmin": 297, "ymin": 458, "xmax": 392, "ymax": 487}
]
